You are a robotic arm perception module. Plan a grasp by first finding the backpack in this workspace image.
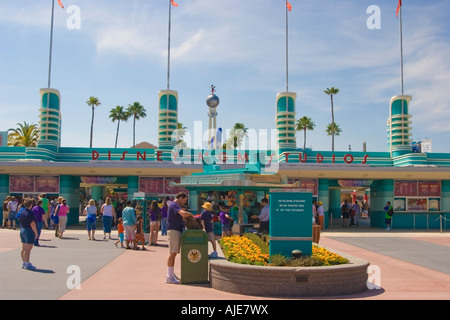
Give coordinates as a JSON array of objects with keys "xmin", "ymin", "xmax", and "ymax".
[
  {"xmin": 155, "ymin": 207, "xmax": 162, "ymax": 221},
  {"xmin": 341, "ymin": 204, "xmax": 349, "ymax": 214},
  {"xmin": 16, "ymin": 207, "xmax": 25, "ymax": 220},
  {"xmin": 387, "ymin": 207, "xmax": 394, "ymax": 217}
]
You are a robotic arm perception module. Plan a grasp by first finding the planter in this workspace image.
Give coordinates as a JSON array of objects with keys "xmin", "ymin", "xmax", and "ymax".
[{"xmin": 209, "ymin": 246, "xmax": 369, "ymax": 297}]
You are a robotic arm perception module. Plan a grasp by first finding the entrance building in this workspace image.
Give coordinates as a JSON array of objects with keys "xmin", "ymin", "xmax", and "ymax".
[{"xmin": 0, "ymin": 90, "xmax": 449, "ymax": 230}]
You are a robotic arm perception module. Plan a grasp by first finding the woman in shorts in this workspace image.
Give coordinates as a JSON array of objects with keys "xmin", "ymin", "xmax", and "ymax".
[{"xmin": 19, "ymin": 198, "xmax": 38, "ymax": 270}]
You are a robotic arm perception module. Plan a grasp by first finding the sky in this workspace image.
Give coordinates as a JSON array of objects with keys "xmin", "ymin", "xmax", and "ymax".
[{"xmin": 0, "ymin": 0, "xmax": 449, "ymax": 153}]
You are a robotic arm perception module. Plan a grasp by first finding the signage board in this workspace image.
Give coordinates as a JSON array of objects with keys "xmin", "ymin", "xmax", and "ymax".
[{"xmin": 269, "ymin": 190, "xmax": 312, "ymax": 257}]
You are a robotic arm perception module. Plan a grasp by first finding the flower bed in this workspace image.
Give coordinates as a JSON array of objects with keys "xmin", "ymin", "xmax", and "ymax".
[
  {"xmin": 220, "ymin": 235, "xmax": 269, "ymax": 266},
  {"xmin": 211, "ymin": 235, "xmax": 369, "ymax": 297},
  {"xmin": 219, "ymin": 234, "xmax": 348, "ymax": 267}
]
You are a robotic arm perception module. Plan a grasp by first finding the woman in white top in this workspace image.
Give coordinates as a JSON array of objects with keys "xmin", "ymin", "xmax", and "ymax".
[
  {"xmin": 100, "ymin": 197, "xmax": 115, "ymax": 240},
  {"xmin": 83, "ymin": 199, "xmax": 98, "ymax": 240}
]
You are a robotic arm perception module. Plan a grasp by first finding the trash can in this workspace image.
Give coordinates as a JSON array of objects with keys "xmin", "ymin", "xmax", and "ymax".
[
  {"xmin": 181, "ymin": 229, "xmax": 209, "ymax": 284},
  {"xmin": 313, "ymin": 224, "xmax": 321, "ymax": 244}
]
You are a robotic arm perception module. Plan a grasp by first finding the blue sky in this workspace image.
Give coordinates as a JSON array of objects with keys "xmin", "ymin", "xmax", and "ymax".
[{"xmin": 0, "ymin": 0, "xmax": 449, "ymax": 153}]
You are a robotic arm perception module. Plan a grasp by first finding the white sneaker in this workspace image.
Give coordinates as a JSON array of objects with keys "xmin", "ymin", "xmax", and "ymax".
[
  {"xmin": 166, "ymin": 276, "xmax": 180, "ymax": 284},
  {"xmin": 24, "ymin": 263, "xmax": 36, "ymax": 270},
  {"xmin": 386, "ymin": 227, "xmax": 390, "ymax": 231}
]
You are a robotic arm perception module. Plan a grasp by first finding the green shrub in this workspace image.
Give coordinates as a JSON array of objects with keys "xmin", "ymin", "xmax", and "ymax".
[{"xmin": 269, "ymin": 254, "xmax": 289, "ymax": 266}]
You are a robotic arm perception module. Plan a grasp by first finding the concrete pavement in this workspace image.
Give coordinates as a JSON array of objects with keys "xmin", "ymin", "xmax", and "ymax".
[{"xmin": 1, "ymin": 223, "xmax": 450, "ymax": 301}]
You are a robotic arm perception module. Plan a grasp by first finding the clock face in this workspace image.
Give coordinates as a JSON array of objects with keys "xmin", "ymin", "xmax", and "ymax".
[{"xmin": 187, "ymin": 249, "xmax": 201, "ymax": 263}]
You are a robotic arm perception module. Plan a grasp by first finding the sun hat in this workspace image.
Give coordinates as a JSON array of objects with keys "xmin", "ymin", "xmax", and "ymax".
[{"xmin": 201, "ymin": 202, "xmax": 213, "ymax": 211}]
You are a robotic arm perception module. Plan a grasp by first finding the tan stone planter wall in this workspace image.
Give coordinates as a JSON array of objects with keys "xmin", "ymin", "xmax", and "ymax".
[{"xmin": 209, "ymin": 246, "xmax": 369, "ymax": 297}]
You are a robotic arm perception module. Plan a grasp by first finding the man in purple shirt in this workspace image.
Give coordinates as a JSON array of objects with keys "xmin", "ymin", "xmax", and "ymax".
[
  {"xmin": 32, "ymin": 199, "xmax": 45, "ymax": 246},
  {"xmin": 166, "ymin": 192, "xmax": 193, "ymax": 284}
]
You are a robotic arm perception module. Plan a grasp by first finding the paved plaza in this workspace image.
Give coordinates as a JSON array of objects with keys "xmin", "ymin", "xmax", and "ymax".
[{"xmin": 1, "ymin": 222, "xmax": 450, "ymax": 301}]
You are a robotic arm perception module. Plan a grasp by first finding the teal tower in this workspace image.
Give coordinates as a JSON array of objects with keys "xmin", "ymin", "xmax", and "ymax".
[
  {"xmin": 157, "ymin": 90, "xmax": 178, "ymax": 160},
  {"xmin": 38, "ymin": 88, "xmax": 62, "ymax": 151},
  {"xmin": 387, "ymin": 95, "xmax": 412, "ymax": 157},
  {"xmin": 276, "ymin": 92, "xmax": 299, "ymax": 162}
]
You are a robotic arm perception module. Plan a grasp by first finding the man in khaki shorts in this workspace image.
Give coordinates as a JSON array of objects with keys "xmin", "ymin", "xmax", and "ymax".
[{"xmin": 166, "ymin": 192, "xmax": 193, "ymax": 284}]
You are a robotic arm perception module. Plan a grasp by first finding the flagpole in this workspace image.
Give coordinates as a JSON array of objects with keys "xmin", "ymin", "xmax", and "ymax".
[
  {"xmin": 167, "ymin": 0, "xmax": 172, "ymax": 91},
  {"xmin": 399, "ymin": 3, "xmax": 404, "ymax": 96},
  {"xmin": 285, "ymin": 0, "xmax": 289, "ymax": 93},
  {"xmin": 48, "ymin": 0, "xmax": 55, "ymax": 89}
]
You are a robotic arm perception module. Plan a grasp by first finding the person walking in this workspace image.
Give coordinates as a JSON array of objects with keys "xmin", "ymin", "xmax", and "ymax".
[
  {"xmin": 312, "ymin": 199, "xmax": 318, "ymax": 224},
  {"xmin": 200, "ymin": 202, "xmax": 218, "ymax": 258},
  {"xmin": 83, "ymin": 199, "xmax": 97, "ymax": 240},
  {"xmin": 160, "ymin": 200, "xmax": 168, "ymax": 236},
  {"xmin": 341, "ymin": 200, "xmax": 350, "ymax": 227},
  {"xmin": 252, "ymin": 198, "xmax": 270, "ymax": 234},
  {"xmin": 135, "ymin": 216, "xmax": 146, "ymax": 250},
  {"xmin": 19, "ymin": 198, "xmax": 38, "ymax": 270},
  {"xmin": 100, "ymin": 197, "xmax": 115, "ymax": 240},
  {"xmin": 38, "ymin": 193, "xmax": 50, "ymax": 229},
  {"xmin": 122, "ymin": 200, "xmax": 137, "ymax": 249},
  {"xmin": 2, "ymin": 196, "xmax": 11, "ymax": 229},
  {"xmin": 7, "ymin": 196, "xmax": 19, "ymax": 230},
  {"xmin": 166, "ymin": 192, "xmax": 193, "ymax": 284},
  {"xmin": 219, "ymin": 203, "xmax": 233, "ymax": 237},
  {"xmin": 56, "ymin": 198, "xmax": 69, "ymax": 239},
  {"xmin": 148, "ymin": 200, "xmax": 162, "ymax": 246},
  {"xmin": 317, "ymin": 201, "xmax": 325, "ymax": 230},
  {"xmin": 384, "ymin": 201, "xmax": 394, "ymax": 231},
  {"xmin": 114, "ymin": 217, "xmax": 125, "ymax": 248},
  {"xmin": 31, "ymin": 199, "xmax": 45, "ymax": 246},
  {"xmin": 351, "ymin": 201, "xmax": 361, "ymax": 227}
]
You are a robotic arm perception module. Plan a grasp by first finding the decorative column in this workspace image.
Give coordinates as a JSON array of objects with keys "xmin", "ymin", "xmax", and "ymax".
[
  {"xmin": 38, "ymin": 88, "xmax": 62, "ymax": 151},
  {"xmin": 127, "ymin": 176, "xmax": 139, "ymax": 200},
  {"xmin": 387, "ymin": 95, "xmax": 412, "ymax": 157},
  {"xmin": 276, "ymin": 92, "xmax": 299, "ymax": 162},
  {"xmin": 0, "ymin": 175, "xmax": 9, "ymax": 204},
  {"xmin": 157, "ymin": 90, "xmax": 178, "ymax": 161},
  {"xmin": 60, "ymin": 175, "xmax": 80, "ymax": 226},
  {"xmin": 370, "ymin": 179, "xmax": 394, "ymax": 228},
  {"xmin": 318, "ymin": 179, "xmax": 329, "ymax": 229}
]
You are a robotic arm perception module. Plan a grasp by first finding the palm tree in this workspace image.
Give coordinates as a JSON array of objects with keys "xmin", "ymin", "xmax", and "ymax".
[
  {"xmin": 176, "ymin": 122, "xmax": 188, "ymax": 148},
  {"xmin": 226, "ymin": 123, "xmax": 248, "ymax": 149},
  {"xmin": 86, "ymin": 96, "xmax": 101, "ymax": 148},
  {"xmin": 296, "ymin": 116, "xmax": 315, "ymax": 151},
  {"xmin": 7, "ymin": 122, "xmax": 39, "ymax": 147},
  {"xmin": 324, "ymin": 87, "xmax": 339, "ymax": 151},
  {"xmin": 126, "ymin": 102, "xmax": 147, "ymax": 148},
  {"xmin": 325, "ymin": 122, "xmax": 342, "ymax": 151},
  {"xmin": 109, "ymin": 106, "xmax": 129, "ymax": 148}
]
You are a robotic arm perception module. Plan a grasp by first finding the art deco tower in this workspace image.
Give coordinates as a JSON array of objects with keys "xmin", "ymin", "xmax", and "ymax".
[
  {"xmin": 38, "ymin": 88, "xmax": 62, "ymax": 151},
  {"xmin": 387, "ymin": 95, "xmax": 412, "ymax": 157}
]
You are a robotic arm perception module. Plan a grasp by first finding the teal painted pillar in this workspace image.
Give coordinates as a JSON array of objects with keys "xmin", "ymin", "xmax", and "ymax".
[
  {"xmin": 127, "ymin": 176, "xmax": 139, "ymax": 200},
  {"xmin": 91, "ymin": 186, "xmax": 104, "ymax": 202},
  {"xmin": 0, "ymin": 175, "xmax": 9, "ymax": 203},
  {"xmin": 442, "ymin": 180, "xmax": 450, "ymax": 213},
  {"xmin": 188, "ymin": 190, "xmax": 200, "ymax": 215},
  {"xmin": 370, "ymin": 179, "xmax": 394, "ymax": 227},
  {"xmin": 329, "ymin": 188, "xmax": 341, "ymax": 219},
  {"xmin": 318, "ymin": 179, "xmax": 330, "ymax": 229},
  {"xmin": 60, "ymin": 175, "xmax": 81, "ymax": 226}
]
